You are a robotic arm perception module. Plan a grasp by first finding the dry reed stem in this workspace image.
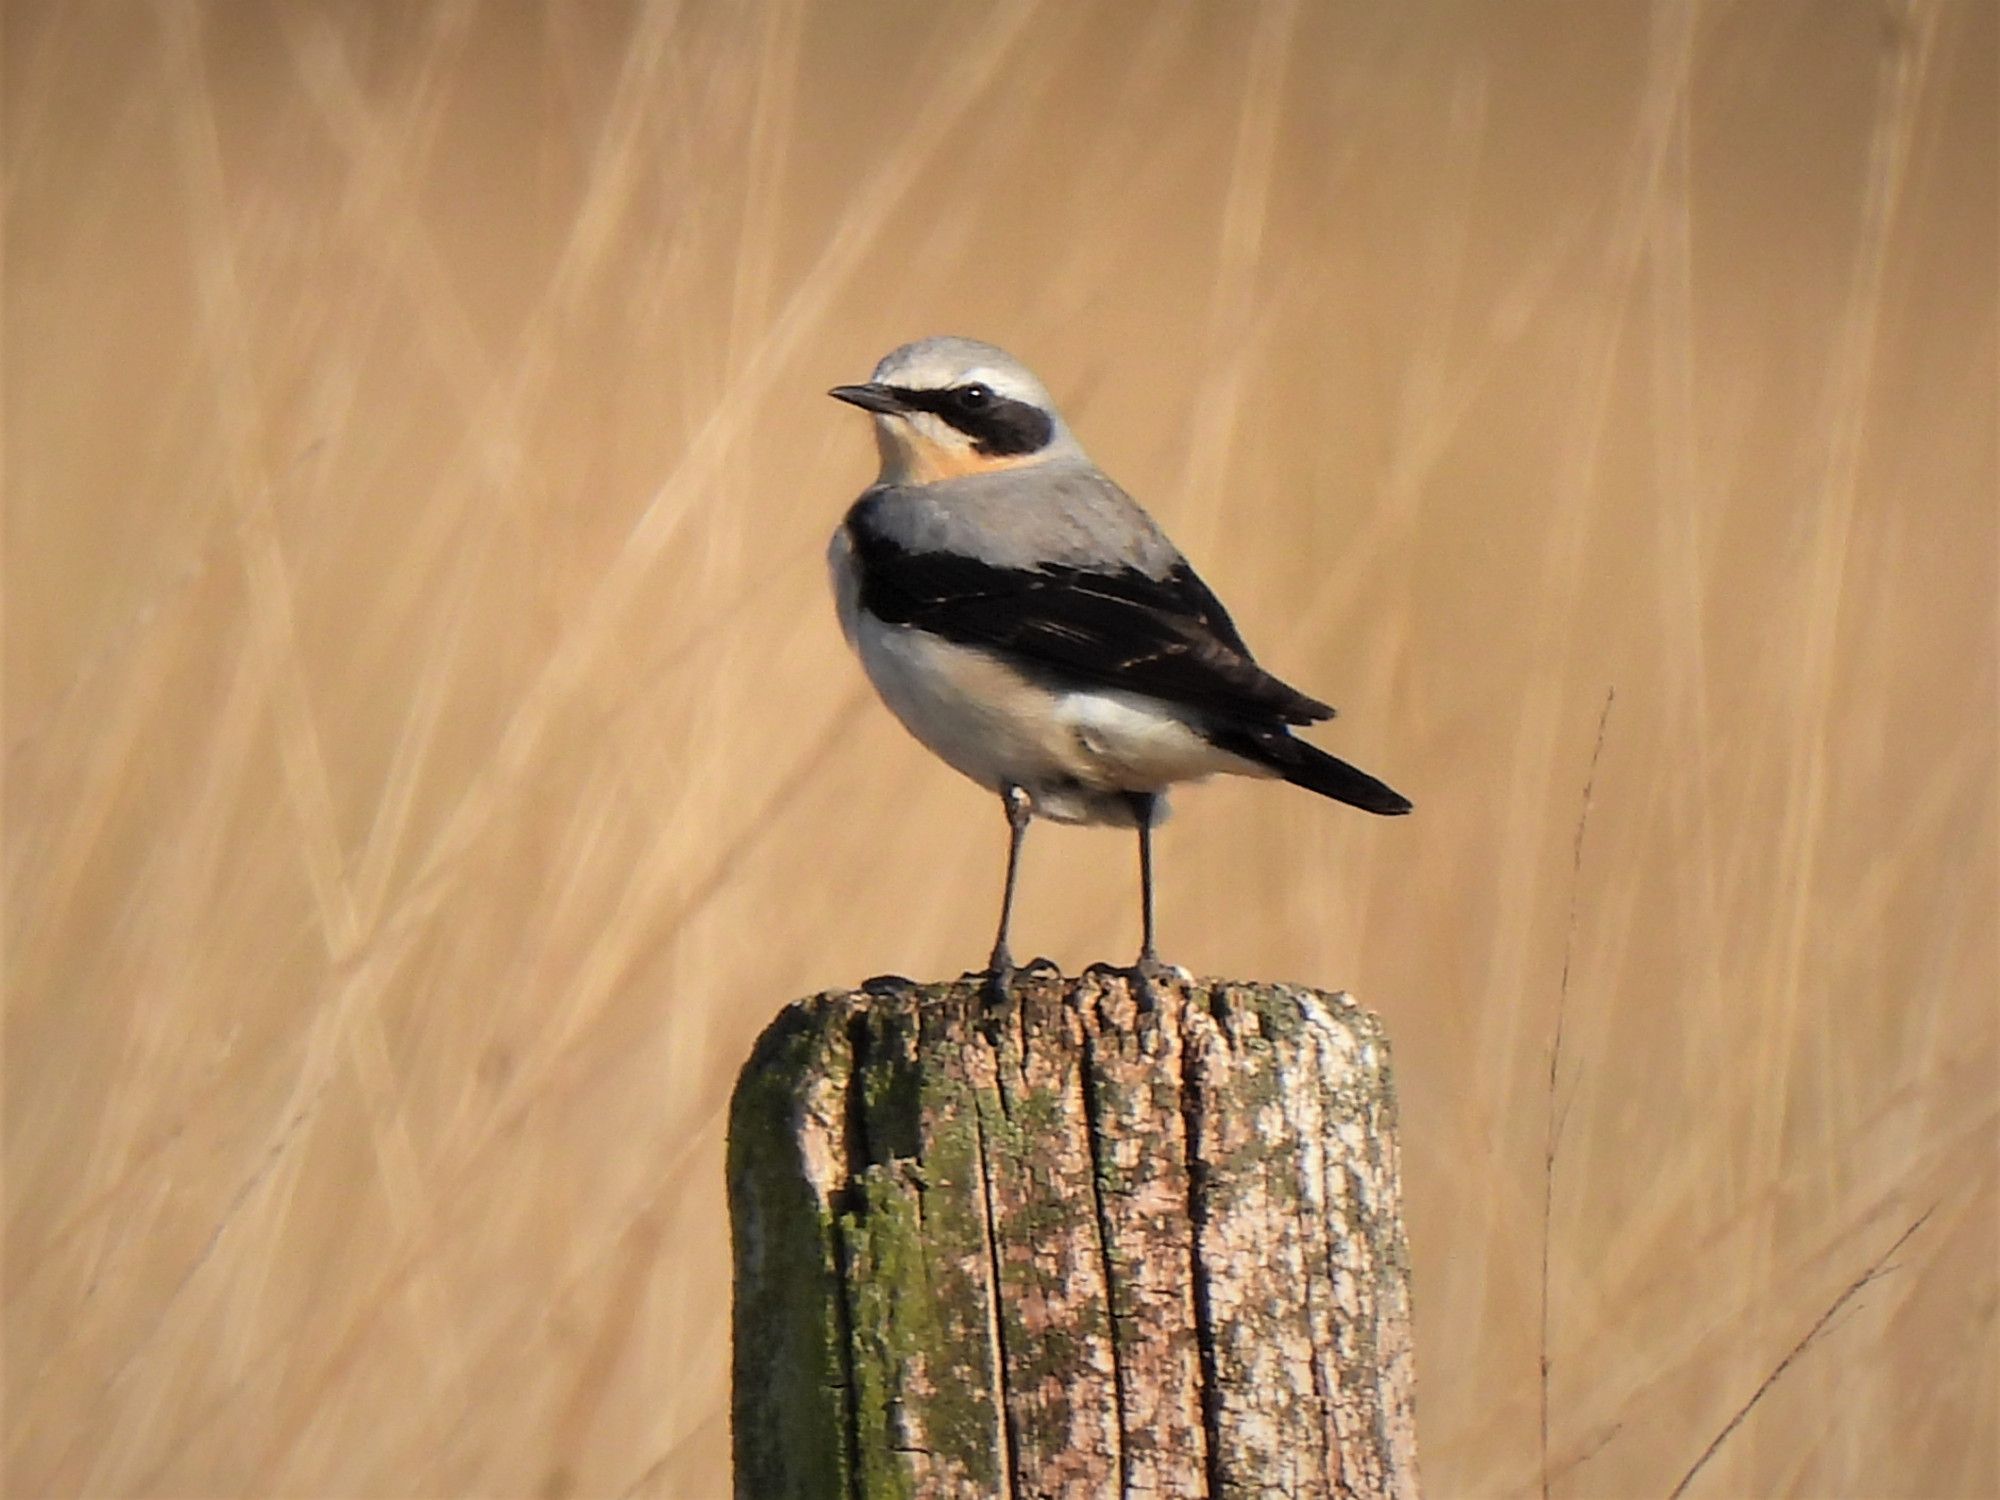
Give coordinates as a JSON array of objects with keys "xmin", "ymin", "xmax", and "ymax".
[
  {"xmin": 1541, "ymin": 685, "xmax": 1614, "ymax": 1499},
  {"xmin": 1666, "ymin": 1207, "xmax": 1938, "ymax": 1500}
]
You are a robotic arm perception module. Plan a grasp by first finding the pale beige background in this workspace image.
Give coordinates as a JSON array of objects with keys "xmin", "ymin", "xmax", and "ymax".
[{"xmin": 6, "ymin": 2, "xmax": 1995, "ymax": 1496}]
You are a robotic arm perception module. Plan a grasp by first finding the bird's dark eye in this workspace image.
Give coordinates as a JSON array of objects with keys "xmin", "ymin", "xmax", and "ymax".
[{"xmin": 957, "ymin": 383, "xmax": 992, "ymax": 409}]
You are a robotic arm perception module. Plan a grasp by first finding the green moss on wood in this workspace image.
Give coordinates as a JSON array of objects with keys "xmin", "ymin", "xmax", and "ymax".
[{"xmin": 726, "ymin": 999, "xmax": 856, "ymax": 1500}]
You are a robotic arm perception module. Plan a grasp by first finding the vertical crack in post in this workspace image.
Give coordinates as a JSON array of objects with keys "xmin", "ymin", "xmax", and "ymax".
[
  {"xmin": 1079, "ymin": 1028, "xmax": 1131, "ymax": 1494},
  {"xmin": 1177, "ymin": 1008, "xmax": 1226, "ymax": 1497},
  {"xmin": 1358, "ymin": 1089, "xmax": 1406, "ymax": 1486},
  {"xmin": 1292, "ymin": 1145, "xmax": 1339, "ymax": 1491},
  {"xmin": 969, "ymin": 1060, "xmax": 1022, "ymax": 1499},
  {"xmin": 833, "ymin": 1011, "xmax": 870, "ymax": 1500},
  {"xmin": 1326, "ymin": 1163, "xmax": 1380, "ymax": 1494},
  {"xmin": 829, "ymin": 1214, "xmax": 864, "ymax": 1500}
]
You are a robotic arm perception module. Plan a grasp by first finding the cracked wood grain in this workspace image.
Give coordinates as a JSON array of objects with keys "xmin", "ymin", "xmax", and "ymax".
[{"xmin": 728, "ymin": 972, "xmax": 1419, "ymax": 1500}]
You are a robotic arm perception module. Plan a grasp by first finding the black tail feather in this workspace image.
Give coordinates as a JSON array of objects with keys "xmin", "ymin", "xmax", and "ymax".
[{"xmin": 1211, "ymin": 727, "xmax": 1412, "ymax": 816}]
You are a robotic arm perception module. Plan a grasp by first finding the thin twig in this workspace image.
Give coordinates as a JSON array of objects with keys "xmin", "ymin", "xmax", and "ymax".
[
  {"xmin": 1665, "ymin": 1206, "xmax": 1937, "ymax": 1500},
  {"xmin": 1542, "ymin": 686, "xmax": 1614, "ymax": 1500}
]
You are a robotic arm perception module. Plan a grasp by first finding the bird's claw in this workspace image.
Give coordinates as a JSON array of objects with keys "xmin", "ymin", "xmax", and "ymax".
[
  {"xmin": 1131, "ymin": 952, "xmax": 1186, "ymax": 1010},
  {"xmin": 982, "ymin": 949, "xmax": 1016, "ymax": 1006}
]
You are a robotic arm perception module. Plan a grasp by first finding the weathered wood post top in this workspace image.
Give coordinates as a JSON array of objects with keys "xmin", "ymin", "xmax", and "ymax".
[{"xmin": 728, "ymin": 968, "xmax": 1418, "ymax": 1499}]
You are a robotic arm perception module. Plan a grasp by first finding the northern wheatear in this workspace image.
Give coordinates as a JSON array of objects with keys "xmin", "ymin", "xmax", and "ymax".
[{"xmin": 828, "ymin": 335, "xmax": 1410, "ymax": 990}]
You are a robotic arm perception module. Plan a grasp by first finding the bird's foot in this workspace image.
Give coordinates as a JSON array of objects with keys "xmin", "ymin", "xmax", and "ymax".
[
  {"xmin": 982, "ymin": 947, "xmax": 1017, "ymax": 1007},
  {"xmin": 1131, "ymin": 951, "xmax": 1188, "ymax": 1010}
]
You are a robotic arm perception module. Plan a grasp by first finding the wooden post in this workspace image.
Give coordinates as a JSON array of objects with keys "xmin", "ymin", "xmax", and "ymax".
[{"xmin": 728, "ymin": 968, "xmax": 1418, "ymax": 1499}]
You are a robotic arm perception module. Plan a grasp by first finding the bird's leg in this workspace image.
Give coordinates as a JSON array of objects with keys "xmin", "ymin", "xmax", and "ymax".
[
  {"xmin": 1127, "ymin": 791, "xmax": 1174, "ymax": 1001},
  {"xmin": 986, "ymin": 784, "xmax": 1033, "ymax": 1001}
]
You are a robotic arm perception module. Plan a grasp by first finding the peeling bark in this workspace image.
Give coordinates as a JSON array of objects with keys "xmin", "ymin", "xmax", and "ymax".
[{"xmin": 728, "ymin": 971, "xmax": 1419, "ymax": 1500}]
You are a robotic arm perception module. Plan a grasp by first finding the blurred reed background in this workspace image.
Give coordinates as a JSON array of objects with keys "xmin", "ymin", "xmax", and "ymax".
[{"xmin": 6, "ymin": 1, "xmax": 1994, "ymax": 1495}]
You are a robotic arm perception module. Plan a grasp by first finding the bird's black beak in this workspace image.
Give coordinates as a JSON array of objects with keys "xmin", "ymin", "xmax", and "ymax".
[{"xmin": 828, "ymin": 382, "xmax": 905, "ymax": 415}]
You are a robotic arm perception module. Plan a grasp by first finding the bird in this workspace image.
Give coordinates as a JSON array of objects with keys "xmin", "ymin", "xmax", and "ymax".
[{"xmin": 826, "ymin": 335, "xmax": 1410, "ymax": 994}]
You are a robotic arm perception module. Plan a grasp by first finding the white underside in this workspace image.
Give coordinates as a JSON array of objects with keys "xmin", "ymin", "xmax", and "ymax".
[{"xmin": 831, "ymin": 531, "xmax": 1265, "ymax": 825}]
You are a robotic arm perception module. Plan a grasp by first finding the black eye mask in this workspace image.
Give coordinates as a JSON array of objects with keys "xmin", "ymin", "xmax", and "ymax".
[{"xmin": 885, "ymin": 383, "xmax": 1055, "ymax": 457}]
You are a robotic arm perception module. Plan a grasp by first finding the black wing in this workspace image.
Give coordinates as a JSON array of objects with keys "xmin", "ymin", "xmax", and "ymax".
[{"xmin": 847, "ymin": 502, "xmax": 1332, "ymax": 727}]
